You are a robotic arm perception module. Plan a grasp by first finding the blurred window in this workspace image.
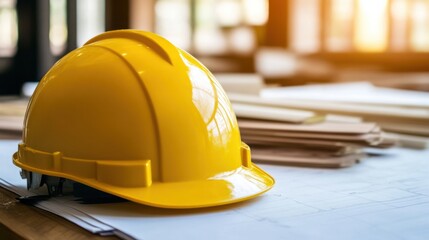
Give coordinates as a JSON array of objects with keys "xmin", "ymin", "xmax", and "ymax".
[
  {"xmin": 76, "ymin": 0, "xmax": 105, "ymax": 46},
  {"xmin": 290, "ymin": 0, "xmax": 429, "ymax": 53},
  {"xmin": 410, "ymin": 0, "xmax": 429, "ymax": 51},
  {"xmin": 154, "ymin": 0, "xmax": 268, "ymax": 55},
  {"xmin": 155, "ymin": 0, "xmax": 191, "ymax": 50},
  {"xmin": 289, "ymin": 0, "xmax": 320, "ymax": 53},
  {"xmin": 325, "ymin": 0, "xmax": 354, "ymax": 52},
  {"xmin": 50, "ymin": 0, "xmax": 68, "ymax": 56},
  {"xmin": 354, "ymin": 0, "xmax": 389, "ymax": 52},
  {"xmin": 0, "ymin": 0, "xmax": 17, "ymax": 57}
]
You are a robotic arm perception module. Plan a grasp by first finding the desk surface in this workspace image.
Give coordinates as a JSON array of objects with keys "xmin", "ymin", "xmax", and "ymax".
[
  {"xmin": 0, "ymin": 187, "xmax": 119, "ymax": 240},
  {"xmin": 0, "ymin": 140, "xmax": 429, "ymax": 240}
]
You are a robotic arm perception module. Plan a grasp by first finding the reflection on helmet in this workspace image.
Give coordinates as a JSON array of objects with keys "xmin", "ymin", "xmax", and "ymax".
[{"xmin": 13, "ymin": 30, "xmax": 274, "ymax": 208}]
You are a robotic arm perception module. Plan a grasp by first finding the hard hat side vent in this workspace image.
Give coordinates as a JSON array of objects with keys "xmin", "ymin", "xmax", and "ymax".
[{"xmin": 84, "ymin": 30, "xmax": 173, "ymax": 65}]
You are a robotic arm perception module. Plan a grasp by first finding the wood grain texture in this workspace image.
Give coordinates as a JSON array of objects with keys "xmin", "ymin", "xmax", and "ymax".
[{"xmin": 0, "ymin": 187, "xmax": 119, "ymax": 240}]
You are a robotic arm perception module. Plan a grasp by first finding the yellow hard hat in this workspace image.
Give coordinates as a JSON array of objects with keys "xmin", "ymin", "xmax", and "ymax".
[{"xmin": 13, "ymin": 30, "xmax": 274, "ymax": 208}]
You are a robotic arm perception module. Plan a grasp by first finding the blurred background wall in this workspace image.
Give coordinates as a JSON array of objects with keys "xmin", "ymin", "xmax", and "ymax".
[{"xmin": 1, "ymin": 0, "xmax": 429, "ymax": 95}]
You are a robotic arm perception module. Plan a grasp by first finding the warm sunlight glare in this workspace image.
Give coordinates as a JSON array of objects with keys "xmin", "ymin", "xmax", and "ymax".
[
  {"xmin": 243, "ymin": 0, "xmax": 268, "ymax": 25},
  {"xmin": 0, "ymin": 0, "xmax": 17, "ymax": 57},
  {"xmin": 410, "ymin": 0, "xmax": 429, "ymax": 51},
  {"xmin": 290, "ymin": 0, "xmax": 320, "ymax": 53},
  {"xmin": 390, "ymin": 0, "xmax": 408, "ymax": 51},
  {"xmin": 354, "ymin": 0, "xmax": 388, "ymax": 52},
  {"xmin": 49, "ymin": 0, "xmax": 68, "ymax": 56},
  {"xmin": 326, "ymin": 0, "xmax": 354, "ymax": 51}
]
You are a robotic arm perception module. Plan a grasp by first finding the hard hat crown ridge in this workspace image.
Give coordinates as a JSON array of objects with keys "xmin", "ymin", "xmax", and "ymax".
[{"xmin": 13, "ymin": 30, "xmax": 274, "ymax": 208}]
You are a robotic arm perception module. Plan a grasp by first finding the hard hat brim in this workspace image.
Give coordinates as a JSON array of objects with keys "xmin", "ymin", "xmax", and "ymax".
[
  {"xmin": 14, "ymin": 150, "xmax": 274, "ymax": 208},
  {"xmin": 107, "ymin": 164, "xmax": 275, "ymax": 209}
]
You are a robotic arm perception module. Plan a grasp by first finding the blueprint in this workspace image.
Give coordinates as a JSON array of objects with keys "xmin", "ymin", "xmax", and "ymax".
[{"xmin": 1, "ymin": 140, "xmax": 429, "ymax": 240}]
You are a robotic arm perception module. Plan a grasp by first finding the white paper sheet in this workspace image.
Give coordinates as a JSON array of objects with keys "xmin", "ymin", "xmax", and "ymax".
[
  {"xmin": 1, "ymin": 140, "xmax": 429, "ymax": 240},
  {"xmin": 260, "ymin": 82, "xmax": 429, "ymax": 108}
]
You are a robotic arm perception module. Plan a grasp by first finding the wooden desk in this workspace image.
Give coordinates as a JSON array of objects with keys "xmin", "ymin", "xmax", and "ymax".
[{"xmin": 0, "ymin": 187, "xmax": 119, "ymax": 240}]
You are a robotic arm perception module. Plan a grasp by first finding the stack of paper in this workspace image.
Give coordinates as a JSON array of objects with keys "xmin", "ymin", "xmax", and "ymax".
[
  {"xmin": 239, "ymin": 120, "xmax": 384, "ymax": 146},
  {"xmin": 224, "ymin": 80, "xmax": 429, "ymax": 150},
  {"xmin": 215, "ymin": 76, "xmax": 399, "ymax": 167},
  {"xmin": 237, "ymin": 117, "xmax": 393, "ymax": 167},
  {"xmin": 260, "ymin": 82, "xmax": 429, "ymax": 136}
]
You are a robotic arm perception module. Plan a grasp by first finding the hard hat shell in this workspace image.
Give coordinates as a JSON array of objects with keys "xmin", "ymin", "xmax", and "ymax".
[{"xmin": 13, "ymin": 30, "xmax": 274, "ymax": 208}]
